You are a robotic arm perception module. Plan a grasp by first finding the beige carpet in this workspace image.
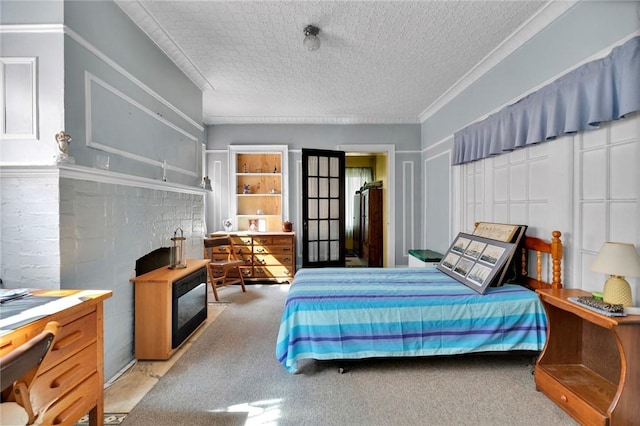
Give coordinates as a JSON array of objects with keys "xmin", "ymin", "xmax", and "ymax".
[
  {"xmin": 76, "ymin": 287, "xmax": 231, "ymax": 425},
  {"xmin": 120, "ymin": 284, "xmax": 578, "ymax": 426}
]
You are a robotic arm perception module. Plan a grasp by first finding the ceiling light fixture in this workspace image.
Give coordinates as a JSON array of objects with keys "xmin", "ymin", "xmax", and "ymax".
[{"xmin": 303, "ymin": 25, "xmax": 321, "ymax": 51}]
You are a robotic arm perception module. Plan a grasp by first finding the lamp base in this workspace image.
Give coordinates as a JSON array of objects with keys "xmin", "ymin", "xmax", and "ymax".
[{"xmin": 602, "ymin": 275, "xmax": 632, "ymax": 307}]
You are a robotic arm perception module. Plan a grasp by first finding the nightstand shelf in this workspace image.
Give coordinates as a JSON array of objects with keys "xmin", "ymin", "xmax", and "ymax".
[{"xmin": 536, "ymin": 289, "xmax": 640, "ymax": 425}]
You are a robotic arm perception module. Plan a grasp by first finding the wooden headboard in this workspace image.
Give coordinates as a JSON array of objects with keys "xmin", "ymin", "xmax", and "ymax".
[
  {"xmin": 522, "ymin": 231, "xmax": 563, "ymax": 290},
  {"xmin": 473, "ymin": 222, "xmax": 563, "ymax": 290}
]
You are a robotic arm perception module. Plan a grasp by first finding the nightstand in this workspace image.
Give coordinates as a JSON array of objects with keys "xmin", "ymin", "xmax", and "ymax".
[{"xmin": 535, "ymin": 289, "xmax": 640, "ymax": 425}]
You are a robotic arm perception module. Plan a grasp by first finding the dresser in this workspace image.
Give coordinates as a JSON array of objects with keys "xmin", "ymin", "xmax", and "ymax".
[
  {"xmin": 210, "ymin": 232, "xmax": 295, "ymax": 283},
  {"xmin": 0, "ymin": 289, "xmax": 112, "ymax": 426},
  {"xmin": 360, "ymin": 187, "xmax": 383, "ymax": 266},
  {"xmin": 535, "ymin": 289, "xmax": 640, "ymax": 425}
]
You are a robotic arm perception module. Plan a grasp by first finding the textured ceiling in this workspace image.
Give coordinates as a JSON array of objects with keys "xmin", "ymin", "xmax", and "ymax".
[{"xmin": 116, "ymin": 1, "xmax": 574, "ymax": 125}]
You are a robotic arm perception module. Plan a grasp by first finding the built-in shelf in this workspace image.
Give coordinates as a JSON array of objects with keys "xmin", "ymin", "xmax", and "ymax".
[{"xmin": 229, "ymin": 145, "xmax": 288, "ymax": 232}]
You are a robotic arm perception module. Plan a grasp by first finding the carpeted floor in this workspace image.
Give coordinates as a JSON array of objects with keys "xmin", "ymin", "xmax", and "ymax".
[{"xmin": 121, "ymin": 284, "xmax": 577, "ymax": 426}]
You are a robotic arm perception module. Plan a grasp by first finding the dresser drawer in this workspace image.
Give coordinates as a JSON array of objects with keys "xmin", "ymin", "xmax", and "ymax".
[
  {"xmin": 272, "ymin": 236, "xmax": 293, "ymax": 245},
  {"xmin": 535, "ymin": 367, "xmax": 607, "ymax": 426},
  {"xmin": 32, "ymin": 341, "xmax": 98, "ymax": 411},
  {"xmin": 254, "ymin": 265, "xmax": 294, "ymax": 279},
  {"xmin": 253, "ymin": 253, "xmax": 294, "ymax": 266},
  {"xmin": 252, "ymin": 236, "xmax": 272, "ymax": 245},
  {"xmin": 253, "ymin": 245, "xmax": 293, "ymax": 255},
  {"xmin": 230, "ymin": 236, "xmax": 252, "ymax": 246},
  {"xmin": 39, "ymin": 370, "xmax": 100, "ymax": 426},
  {"xmin": 42, "ymin": 311, "xmax": 97, "ymax": 372}
]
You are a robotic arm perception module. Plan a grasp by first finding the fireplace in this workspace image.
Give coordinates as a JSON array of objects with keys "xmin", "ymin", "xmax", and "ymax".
[
  {"xmin": 171, "ymin": 268, "xmax": 207, "ymax": 348},
  {"xmin": 135, "ymin": 248, "xmax": 208, "ymax": 350}
]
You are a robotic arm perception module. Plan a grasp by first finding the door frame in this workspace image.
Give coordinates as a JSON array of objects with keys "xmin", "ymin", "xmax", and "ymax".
[{"xmin": 337, "ymin": 144, "xmax": 396, "ymax": 267}]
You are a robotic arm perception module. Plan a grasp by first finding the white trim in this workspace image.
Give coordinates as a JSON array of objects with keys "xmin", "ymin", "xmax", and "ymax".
[
  {"xmin": 204, "ymin": 115, "xmax": 419, "ymax": 125},
  {"xmin": 0, "ymin": 24, "xmax": 63, "ymax": 34},
  {"xmin": 402, "ymin": 161, "xmax": 415, "ymax": 259},
  {"xmin": 0, "ymin": 165, "xmax": 59, "ymax": 178},
  {"xmin": 0, "ymin": 57, "xmax": 38, "ymax": 140},
  {"xmin": 0, "ymin": 164, "xmax": 208, "ymax": 195},
  {"xmin": 60, "ymin": 164, "xmax": 206, "ymax": 194},
  {"xmin": 337, "ymin": 144, "xmax": 396, "ymax": 267},
  {"xmin": 84, "ymin": 72, "xmax": 198, "ymax": 177},
  {"xmin": 424, "ymin": 135, "xmax": 454, "ymax": 153}
]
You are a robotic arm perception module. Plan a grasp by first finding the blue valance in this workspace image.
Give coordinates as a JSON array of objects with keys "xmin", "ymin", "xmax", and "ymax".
[{"xmin": 453, "ymin": 36, "xmax": 640, "ymax": 165}]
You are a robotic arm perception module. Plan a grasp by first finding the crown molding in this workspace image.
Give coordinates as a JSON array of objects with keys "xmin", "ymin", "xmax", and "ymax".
[
  {"xmin": 114, "ymin": 0, "xmax": 213, "ymax": 92},
  {"xmin": 203, "ymin": 115, "xmax": 420, "ymax": 125},
  {"xmin": 418, "ymin": 0, "xmax": 578, "ymax": 123}
]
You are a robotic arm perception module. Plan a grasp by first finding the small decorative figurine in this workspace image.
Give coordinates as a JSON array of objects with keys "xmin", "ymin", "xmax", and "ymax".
[
  {"xmin": 273, "ymin": 166, "xmax": 277, "ymax": 173},
  {"xmin": 55, "ymin": 131, "xmax": 75, "ymax": 164},
  {"xmin": 223, "ymin": 218, "xmax": 233, "ymax": 232},
  {"xmin": 243, "ymin": 184, "xmax": 250, "ymax": 194},
  {"xmin": 248, "ymin": 219, "xmax": 258, "ymax": 232}
]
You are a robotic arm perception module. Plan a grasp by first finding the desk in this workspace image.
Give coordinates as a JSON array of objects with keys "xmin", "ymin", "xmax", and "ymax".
[{"xmin": 0, "ymin": 289, "xmax": 112, "ymax": 426}]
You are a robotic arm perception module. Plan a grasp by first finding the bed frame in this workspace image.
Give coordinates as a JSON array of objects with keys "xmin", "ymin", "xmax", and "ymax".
[{"xmin": 521, "ymin": 231, "xmax": 563, "ymax": 290}]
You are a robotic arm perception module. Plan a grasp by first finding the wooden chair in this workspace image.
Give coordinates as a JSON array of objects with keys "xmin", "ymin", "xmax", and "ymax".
[
  {"xmin": 0, "ymin": 321, "xmax": 61, "ymax": 425},
  {"xmin": 204, "ymin": 236, "xmax": 247, "ymax": 301}
]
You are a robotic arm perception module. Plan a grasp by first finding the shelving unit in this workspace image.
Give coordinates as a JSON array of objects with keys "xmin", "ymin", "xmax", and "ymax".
[{"xmin": 229, "ymin": 146, "xmax": 288, "ymax": 232}]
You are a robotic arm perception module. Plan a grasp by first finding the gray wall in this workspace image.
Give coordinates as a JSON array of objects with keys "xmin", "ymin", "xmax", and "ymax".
[
  {"xmin": 206, "ymin": 123, "xmax": 422, "ymax": 265},
  {"xmin": 1, "ymin": 0, "xmax": 206, "ymax": 381},
  {"xmin": 420, "ymin": 1, "xmax": 640, "ymax": 253}
]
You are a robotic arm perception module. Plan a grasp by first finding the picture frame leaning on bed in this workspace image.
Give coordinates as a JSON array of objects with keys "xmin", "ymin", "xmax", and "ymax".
[{"xmin": 437, "ymin": 233, "xmax": 517, "ymax": 294}]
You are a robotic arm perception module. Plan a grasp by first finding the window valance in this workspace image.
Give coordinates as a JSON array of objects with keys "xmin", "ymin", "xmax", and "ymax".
[{"xmin": 453, "ymin": 36, "xmax": 640, "ymax": 165}]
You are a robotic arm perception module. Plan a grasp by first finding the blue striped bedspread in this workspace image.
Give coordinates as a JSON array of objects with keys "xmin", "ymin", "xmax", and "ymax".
[{"xmin": 276, "ymin": 267, "xmax": 547, "ymax": 373}]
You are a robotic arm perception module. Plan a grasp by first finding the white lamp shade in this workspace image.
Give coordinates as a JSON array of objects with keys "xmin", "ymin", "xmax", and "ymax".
[{"xmin": 591, "ymin": 242, "xmax": 640, "ymax": 277}]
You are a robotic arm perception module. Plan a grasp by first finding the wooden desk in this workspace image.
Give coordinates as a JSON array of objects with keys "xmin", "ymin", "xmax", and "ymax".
[
  {"xmin": 536, "ymin": 289, "xmax": 640, "ymax": 425},
  {"xmin": 0, "ymin": 289, "xmax": 112, "ymax": 426}
]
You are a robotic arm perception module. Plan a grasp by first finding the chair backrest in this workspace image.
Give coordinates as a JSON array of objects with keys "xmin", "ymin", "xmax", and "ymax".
[
  {"xmin": 0, "ymin": 321, "xmax": 60, "ymax": 424},
  {"xmin": 204, "ymin": 236, "xmax": 238, "ymax": 261},
  {"xmin": 0, "ymin": 321, "xmax": 60, "ymax": 392}
]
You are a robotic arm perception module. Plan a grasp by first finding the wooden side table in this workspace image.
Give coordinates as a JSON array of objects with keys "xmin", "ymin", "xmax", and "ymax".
[{"xmin": 535, "ymin": 289, "xmax": 640, "ymax": 425}]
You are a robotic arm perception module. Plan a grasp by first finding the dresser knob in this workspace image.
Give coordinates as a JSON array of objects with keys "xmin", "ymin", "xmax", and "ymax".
[{"xmin": 560, "ymin": 395, "xmax": 568, "ymax": 402}]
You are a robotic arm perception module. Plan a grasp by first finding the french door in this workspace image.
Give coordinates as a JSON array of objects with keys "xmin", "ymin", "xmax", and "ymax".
[{"xmin": 301, "ymin": 148, "xmax": 345, "ymax": 267}]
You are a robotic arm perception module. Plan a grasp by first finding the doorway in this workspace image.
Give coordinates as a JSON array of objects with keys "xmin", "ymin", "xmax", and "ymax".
[{"xmin": 338, "ymin": 144, "xmax": 395, "ymax": 267}]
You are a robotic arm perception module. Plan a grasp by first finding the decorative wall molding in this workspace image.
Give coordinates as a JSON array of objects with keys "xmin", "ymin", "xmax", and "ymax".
[
  {"xmin": 64, "ymin": 26, "xmax": 204, "ymax": 132},
  {"xmin": 84, "ymin": 72, "xmax": 199, "ymax": 177},
  {"xmin": 402, "ymin": 161, "xmax": 415, "ymax": 258},
  {"xmin": 0, "ymin": 24, "xmax": 204, "ymax": 132},
  {"xmin": 0, "ymin": 57, "xmax": 38, "ymax": 140}
]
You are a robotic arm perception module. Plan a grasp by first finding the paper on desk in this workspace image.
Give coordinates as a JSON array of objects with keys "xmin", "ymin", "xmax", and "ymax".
[{"xmin": 0, "ymin": 292, "xmax": 93, "ymax": 332}]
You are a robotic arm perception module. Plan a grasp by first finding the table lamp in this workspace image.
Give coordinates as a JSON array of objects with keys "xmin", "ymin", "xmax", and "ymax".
[{"xmin": 590, "ymin": 242, "xmax": 640, "ymax": 307}]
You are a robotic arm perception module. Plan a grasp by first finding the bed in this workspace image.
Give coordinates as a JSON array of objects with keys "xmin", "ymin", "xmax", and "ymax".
[{"xmin": 276, "ymin": 230, "xmax": 563, "ymax": 373}]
